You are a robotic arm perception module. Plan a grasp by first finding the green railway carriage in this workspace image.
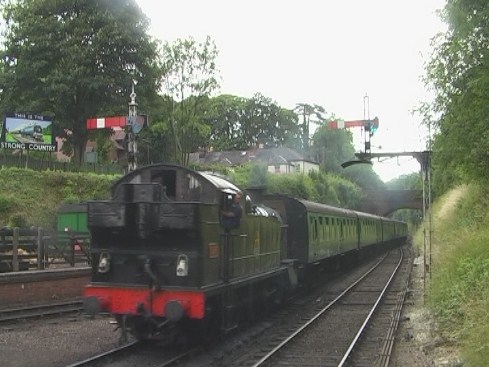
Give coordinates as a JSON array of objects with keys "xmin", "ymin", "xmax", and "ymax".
[
  {"xmin": 262, "ymin": 195, "xmax": 360, "ymax": 264},
  {"xmin": 357, "ymin": 211, "xmax": 384, "ymax": 249}
]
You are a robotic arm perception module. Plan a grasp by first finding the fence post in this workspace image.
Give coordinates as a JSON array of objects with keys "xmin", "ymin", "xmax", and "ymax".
[
  {"xmin": 12, "ymin": 227, "xmax": 19, "ymax": 272},
  {"xmin": 43, "ymin": 231, "xmax": 49, "ymax": 269},
  {"xmin": 37, "ymin": 227, "xmax": 45, "ymax": 270},
  {"xmin": 70, "ymin": 235, "xmax": 75, "ymax": 267}
]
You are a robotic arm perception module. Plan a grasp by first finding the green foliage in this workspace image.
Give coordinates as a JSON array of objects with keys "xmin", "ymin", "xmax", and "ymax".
[
  {"xmin": 227, "ymin": 164, "xmax": 252, "ymax": 189},
  {"xmin": 386, "ymin": 172, "xmax": 421, "ymax": 190},
  {"xmin": 248, "ymin": 164, "xmax": 268, "ymax": 188},
  {"xmin": 203, "ymin": 93, "xmax": 301, "ymax": 151},
  {"xmin": 8, "ymin": 212, "xmax": 29, "ymax": 227},
  {"xmin": 0, "ymin": 167, "xmax": 117, "ymax": 228},
  {"xmin": 204, "ymin": 94, "xmax": 248, "ymax": 151},
  {"xmin": 0, "ymin": 0, "xmax": 161, "ymax": 166},
  {"xmin": 161, "ymin": 36, "xmax": 220, "ymax": 165},
  {"xmin": 0, "ymin": 194, "xmax": 12, "ymax": 214},
  {"xmin": 421, "ymin": 184, "xmax": 489, "ymax": 365},
  {"xmin": 311, "ymin": 125, "xmax": 355, "ymax": 174},
  {"xmin": 310, "ymin": 124, "xmax": 385, "ymax": 190},
  {"xmin": 420, "ymin": 0, "xmax": 489, "ymax": 187},
  {"xmin": 325, "ymin": 174, "xmax": 364, "ymax": 209},
  {"xmin": 294, "ymin": 103, "xmax": 328, "ymax": 156},
  {"xmin": 138, "ymin": 95, "xmax": 177, "ymax": 165},
  {"xmin": 202, "ymin": 163, "xmax": 365, "ymax": 209},
  {"xmin": 267, "ymin": 173, "xmax": 315, "ymax": 199},
  {"xmin": 342, "ymin": 164, "xmax": 385, "ymax": 190}
]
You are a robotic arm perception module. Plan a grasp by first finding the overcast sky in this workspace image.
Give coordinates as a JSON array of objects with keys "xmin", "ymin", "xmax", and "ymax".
[{"xmin": 136, "ymin": 0, "xmax": 446, "ymax": 181}]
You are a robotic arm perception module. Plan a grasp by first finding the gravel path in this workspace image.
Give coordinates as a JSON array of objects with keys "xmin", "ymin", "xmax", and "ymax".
[{"xmin": 1, "ymin": 315, "xmax": 123, "ymax": 367}]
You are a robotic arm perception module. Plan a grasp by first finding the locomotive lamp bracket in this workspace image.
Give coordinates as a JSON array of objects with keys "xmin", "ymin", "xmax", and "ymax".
[
  {"xmin": 98, "ymin": 252, "xmax": 111, "ymax": 273},
  {"xmin": 176, "ymin": 254, "xmax": 189, "ymax": 277}
]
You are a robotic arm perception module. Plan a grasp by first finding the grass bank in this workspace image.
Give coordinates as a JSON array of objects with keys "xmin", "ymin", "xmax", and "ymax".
[
  {"xmin": 414, "ymin": 184, "xmax": 489, "ymax": 366},
  {"xmin": 0, "ymin": 167, "xmax": 119, "ymax": 228}
]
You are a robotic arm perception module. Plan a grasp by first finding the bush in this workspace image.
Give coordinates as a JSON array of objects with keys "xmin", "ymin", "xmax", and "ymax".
[{"xmin": 0, "ymin": 167, "xmax": 118, "ymax": 229}]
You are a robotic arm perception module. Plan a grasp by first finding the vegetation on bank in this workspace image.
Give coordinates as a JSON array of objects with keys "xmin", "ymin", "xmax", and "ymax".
[
  {"xmin": 0, "ymin": 167, "xmax": 117, "ymax": 228},
  {"xmin": 0, "ymin": 164, "xmax": 371, "ymax": 230},
  {"xmin": 413, "ymin": 184, "xmax": 489, "ymax": 366}
]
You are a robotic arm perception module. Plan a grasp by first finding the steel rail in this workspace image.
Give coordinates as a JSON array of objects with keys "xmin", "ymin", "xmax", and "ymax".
[
  {"xmin": 65, "ymin": 340, "xmax": 140, "ymax": 367},
  {"xmin": 0, "ymin": 300, "xmax": 84, "ymax": 323},
  {"xmin": 337, "ymin": 247, "xmax": 404, "ymax": 366},
  {"xmin": 251, "ymin": 251, "xmax": 391, "ymax": 367}
]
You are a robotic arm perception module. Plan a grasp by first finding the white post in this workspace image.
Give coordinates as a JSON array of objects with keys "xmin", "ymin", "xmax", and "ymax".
[{"xmin": 127, "ymin": 82, "xmax": 138, "ymax": 172}]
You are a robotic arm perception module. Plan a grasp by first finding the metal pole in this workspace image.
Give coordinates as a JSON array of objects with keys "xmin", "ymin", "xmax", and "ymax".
[
  {"xmin": 127, "ymin": 82, "xmax": 138, "ymax": 172},
  {"xmin": 421, "ymin": 150, "xmax": 432, "ymax": 298}
]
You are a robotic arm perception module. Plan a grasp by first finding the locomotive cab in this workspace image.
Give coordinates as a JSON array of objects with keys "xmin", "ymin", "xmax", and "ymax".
[{"xmin": 220, "ymin": 190, "xmax": 245, "ymax": 230}]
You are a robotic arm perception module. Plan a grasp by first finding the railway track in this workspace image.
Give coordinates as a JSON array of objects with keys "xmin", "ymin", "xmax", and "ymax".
[
  {"xmin": 66, "ymin": 340, "xmax": 202, "ymax": 367},
  {"xmin": 345, "ymin": 246, "xmax": 414, "ymax": 367},
  {"xmin": 30, "ymin": 246, "xmax": 411, "ymax": 367},
  {"xmin": 183, "ymin": 246, "xmax": 412, "ymax": 367},
  {"xmin": 250, "ymin": 247, "xmax": 408, "ymax": 367},
  {"xmin": 0, "ymin": 299, "xmax": 84, "ymax": 323}
]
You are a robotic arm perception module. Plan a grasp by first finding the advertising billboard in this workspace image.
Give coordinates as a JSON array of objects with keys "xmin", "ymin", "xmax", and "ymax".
[{"xmin": 0, "ymin": 113, "xmax": 56, "ymax": 152}]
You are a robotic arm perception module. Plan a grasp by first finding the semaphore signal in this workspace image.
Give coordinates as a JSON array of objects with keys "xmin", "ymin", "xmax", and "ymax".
[{"xmin": 86, "ymin": 82, "xmax": 148, "ymax": 172}]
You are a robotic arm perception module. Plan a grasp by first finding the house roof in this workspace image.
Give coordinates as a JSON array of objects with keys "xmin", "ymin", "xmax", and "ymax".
[{"xmin": 189, "ymin": 147, "xmax": 318, "ymax": 166}]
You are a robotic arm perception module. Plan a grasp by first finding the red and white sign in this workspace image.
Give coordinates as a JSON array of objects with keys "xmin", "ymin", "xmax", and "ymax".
[{"xmin": 86, "ymin": 116, "xmax": 127, "ymax": 129}]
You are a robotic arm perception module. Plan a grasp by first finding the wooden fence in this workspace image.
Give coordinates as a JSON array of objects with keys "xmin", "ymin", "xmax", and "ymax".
[{"xmin": 0, "ymin": 227, "xmax": 91, "ymax": 273}]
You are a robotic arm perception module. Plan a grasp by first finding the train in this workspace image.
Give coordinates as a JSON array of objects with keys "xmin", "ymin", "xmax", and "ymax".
[
  {"xmin": 20, "ymin": 124, "xmax": 43, "ymax": 141},
  {"xmin": 83, "ymin": 163, "xmax": 408, "ymax": 342}
]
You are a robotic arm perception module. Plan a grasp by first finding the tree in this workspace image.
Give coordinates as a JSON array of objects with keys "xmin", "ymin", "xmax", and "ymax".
[
  {"xmin": 421, "ymin": 0, "xmax": 489, "ymax": 187},
  {"xmin": 203, "ymin": 94, "xmax": 247, "ymax": 151},
  {"xmin": 203, "ymin": 93, "xmax": 300, "ymax": 152},
  {"xmin": 241, "ymin": 93, "xmax": 299, "ymax": 149},
  {"xmin": 293, "ymin": 103, "xmax": 327, "ymax": 158},
  {"xmin": 160, "ymin": 36, "xmax": 220, "ymax": 165},
  {"xmin": 136, "ymin": 94, "xmax": 176, "ymax": 165},
  {"xmin": 310, "ymin": 123, "xmax": 355, "ymax": 174},
  {"xmin": 0, "ymin": 0, "xmax": 162, "ymax": 166}
]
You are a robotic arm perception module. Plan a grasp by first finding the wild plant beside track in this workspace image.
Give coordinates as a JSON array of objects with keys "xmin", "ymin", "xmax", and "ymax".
[{"xmin": 414, "ymin": 184, "xmax": 489, "ymax": 366}]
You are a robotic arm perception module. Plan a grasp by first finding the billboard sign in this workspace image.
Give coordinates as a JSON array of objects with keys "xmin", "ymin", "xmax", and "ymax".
[{"xmin": 0, "ymin": 113, "xmax": 56, "ymax": 152}]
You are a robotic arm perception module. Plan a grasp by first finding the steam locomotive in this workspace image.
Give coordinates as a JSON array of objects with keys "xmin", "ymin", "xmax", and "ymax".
[
  {"xmin": 83, "ymin": 163, "xmax": 408, "ymax": 341},
  {"xmin": 20, "ymin": 124, "xmax": 43, "ymax": 141}
]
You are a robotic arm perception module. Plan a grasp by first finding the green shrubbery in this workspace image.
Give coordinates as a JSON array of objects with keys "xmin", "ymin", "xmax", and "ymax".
[
  {"xmin": 0, "ymin": 163, "xmax": 366, "ymax": 229},
  {"xmin": 0, "ymin": 167, "xmax": 118, "ymax": 228},
  {"xmin": 227, "ymin": 163, "xmax": 364, "ymax": 208},
  {"xmin": 418, "ymin": 184, "xmax": 489, "ymax": 366}
]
